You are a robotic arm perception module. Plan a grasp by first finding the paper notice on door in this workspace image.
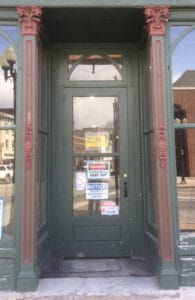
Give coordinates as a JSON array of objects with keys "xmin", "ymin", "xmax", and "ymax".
[
  {"xmin": 100, "ymin": 201, "xmax": 119, "ymax": 216},
  {"xmin": 75, "ymin": 172, "xmax": 87, "ymax": 190},
  {"xmin": 86, "ymin": 183, "xmax": 108, "ymax": 200},
  {"xmin": 0, "ymin": 199, "xmax": 4, "ymax": 239}
]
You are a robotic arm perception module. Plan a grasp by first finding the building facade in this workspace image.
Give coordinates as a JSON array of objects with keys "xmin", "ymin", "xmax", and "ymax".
[{"xmin": 1, "ymin": 0, "xmax": 195, "ymax": 291}]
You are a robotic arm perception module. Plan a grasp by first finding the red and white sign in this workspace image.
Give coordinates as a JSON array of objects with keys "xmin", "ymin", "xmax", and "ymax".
[
  {"xmin": 87, "ymin": 161, "xmax": 110, "ymax": 179},
  {"xmin": 100, "ymin": 201, "xmax": 119, "ymax": 216}
]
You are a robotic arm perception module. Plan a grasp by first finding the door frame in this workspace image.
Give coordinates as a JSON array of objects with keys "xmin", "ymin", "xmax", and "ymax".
[
  {"xmin": 49, "ymin": 44, "xmax": 144, "ymax": 259},
  {"xmin": 63, "ymin": 87, "xmax": 131, "ymax": 257}
]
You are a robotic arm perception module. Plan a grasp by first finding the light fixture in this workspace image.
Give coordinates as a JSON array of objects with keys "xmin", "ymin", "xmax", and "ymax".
[{"xmin": 0, "ymin": 47, "xmax": 16, "ymax": 81}]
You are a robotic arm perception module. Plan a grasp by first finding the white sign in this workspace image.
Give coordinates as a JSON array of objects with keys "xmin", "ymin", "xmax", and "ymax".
[
  {"xmin": 0, "ymin": 199, "xmax": 4, "ymax": 239},
  {"xmin": 86, "ymin": 183, "xmax": 108, "ymax": 200},
  {"xmin": 100, "ymin": 201, "xmax": 119, "ymax": 216},
  {"xmin": 75, "ymin": 172, "xmax": 87, "ymax": 190},
  {"xmin": 87, "ymin": 161, "xmax": 110, "ymax": 179}
]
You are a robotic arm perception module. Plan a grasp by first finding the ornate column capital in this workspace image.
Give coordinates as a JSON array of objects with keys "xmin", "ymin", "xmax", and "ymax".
[
  {"xmin": 144, "ymin": 6, "xmax": 169, "ymax": 36},
  {"xmin": 17, "ymin": 6, "xmax": 42, "ymax": 36}
]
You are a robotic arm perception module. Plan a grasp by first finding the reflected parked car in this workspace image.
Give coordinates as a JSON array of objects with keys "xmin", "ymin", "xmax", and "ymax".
[{"xmin": 0, "ymin": 165, "xmax": 14, "ymax": 183}]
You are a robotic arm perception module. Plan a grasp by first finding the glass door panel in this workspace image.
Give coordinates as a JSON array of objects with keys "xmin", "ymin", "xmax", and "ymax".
[
  {"xmin": 73, "ymin": 156, "xmax": 120, "ymax": 217},
  {"xmin": 73, "ymin": 96, "xmax": 119, "ymax": 153},
  {"xmin": 73, "ymin": 96, "xmax": 120, "ymax": 217}
]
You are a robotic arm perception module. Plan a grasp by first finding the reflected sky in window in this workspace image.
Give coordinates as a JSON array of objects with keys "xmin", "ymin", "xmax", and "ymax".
[
  {"xmin": 170, "ymin": 26, "xmax": 188, "ymax": 45},
  {"xmin": 171, "ymin": 28, "xmax": 195, "ymax": 84},
  {"xmin": 0, "ymin": 26, "xmax": 18, "ymax": 47}
]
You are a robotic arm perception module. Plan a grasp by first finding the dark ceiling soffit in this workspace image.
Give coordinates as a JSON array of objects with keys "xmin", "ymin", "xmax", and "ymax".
[
  {"xmin": 43, "ymin": 8, "xmax": 144, "ymax": 20},
  {"xmin": 1, "ymin": 0, "xmax": 195, "ymax": 7}
]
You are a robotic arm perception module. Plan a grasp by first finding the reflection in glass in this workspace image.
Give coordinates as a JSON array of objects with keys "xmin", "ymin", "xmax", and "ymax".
[
  {"xmin": 69, "ymin": 54, "xmax": 122, "ymax": 81},
  {"xmin": 73, "ymin": 97, "xmax": 119, "ymax": 154},
  {"xmin": 170, "ymin": 26, "xmax": 189, "ymax": 45},
  {"xmin": 172, "ymin": 29, "xmax": 195, "ymax": 123},
  {"xmin": 0, "ymin": 27, "xmax": 17, "ymax": 240},
  {"xmin": 0, "ymin": 26, "xmax": 18, "ymax": 44},
  {"xmin": 0, "ymin": 32, "xmax": 17, "ymax": 124},
  {"xmin": 73, "ymin": 156, "xmax": 120, "ymax": 217},
  {"xmin": 0, "ymin": 130, "xmax": 15, "ymax": 239},
  {"xmin": 175, "ymin": 128, "xmax": 195, "ymax": 231}
]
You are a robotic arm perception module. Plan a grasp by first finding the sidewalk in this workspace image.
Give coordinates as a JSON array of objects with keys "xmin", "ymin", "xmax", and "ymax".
[{"xmin": 1, "ymin": 276, "xmax": 195, "ymax": 300}]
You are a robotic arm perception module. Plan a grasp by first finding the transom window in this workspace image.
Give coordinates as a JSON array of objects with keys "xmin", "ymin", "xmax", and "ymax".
[{"xmin": 68, "ymin": 53, "xmax": 123, "ymax": 81}]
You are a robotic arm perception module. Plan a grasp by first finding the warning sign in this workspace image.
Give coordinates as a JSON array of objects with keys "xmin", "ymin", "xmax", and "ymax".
[
  {"xmin": 86, "ymin": 183, "xmax": 108, "ymax": 200},
  {"xmin": 87, "ymin": 161, "xmax": 110, "ymax": 179}
]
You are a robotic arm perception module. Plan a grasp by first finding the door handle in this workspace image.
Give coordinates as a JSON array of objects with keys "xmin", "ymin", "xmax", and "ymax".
[
  {"xmin": 123, "ymin": 173, "xmax": 128, "ymax": 197},
  {"xmin": 123, "ymin": 181, "xmax": 127, "ymax": 197}
]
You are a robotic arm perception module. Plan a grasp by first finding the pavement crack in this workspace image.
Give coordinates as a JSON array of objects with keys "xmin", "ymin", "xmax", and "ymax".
[{"xmin": 73, "ymin": 278, "xmax": 86, "ymax": 297}]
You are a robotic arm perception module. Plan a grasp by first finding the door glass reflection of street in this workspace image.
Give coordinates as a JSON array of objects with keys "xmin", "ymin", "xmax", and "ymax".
[
  {"xmin": 0, "ymin": 182, "xmax": 14, "ymax": 239},
  {"xmin": 0, "ymin": 26, "xmax": 17, "ymax": 240},
  {"xmin": 177, "ymin": 177, "xmax": 195, "ymax": 231},
  {"xmin": 73, "ymin": 96, "xmax": 120, "ymax": 217},
  {"xmin": 171, "ymin": 28, "xmax": 195, "ymax": 232}
]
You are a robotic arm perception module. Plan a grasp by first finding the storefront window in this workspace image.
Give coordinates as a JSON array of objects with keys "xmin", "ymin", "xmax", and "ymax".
[
  {"xmin": 0, "ymin": 26, "xmax": 17, "ymax": 240},
  {"xmin": 171, "ymin": 26, "xmax": 195, "ymax": 232}
]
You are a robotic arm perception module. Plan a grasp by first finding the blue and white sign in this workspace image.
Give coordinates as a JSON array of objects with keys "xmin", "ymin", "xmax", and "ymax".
[
  {"xmin": 86, "ymin": 183, "xmax": 108, "ymax": 200},
  {"xmin": 0, "ymin": 199, "xmax": 4, "ymax": 239}
]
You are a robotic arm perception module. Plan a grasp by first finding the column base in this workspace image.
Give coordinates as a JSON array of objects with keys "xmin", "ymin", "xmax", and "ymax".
[
  {"xmin": 158, "ymin": 261, "xmax": 179, "ymax": 289},
  {"xmin": 16, "ymin": 268, "xmax": 39, "ymax": 291}
]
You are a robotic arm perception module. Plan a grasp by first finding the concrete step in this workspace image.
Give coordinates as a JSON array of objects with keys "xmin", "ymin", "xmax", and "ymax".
[{"xmin": 0, "ymin": 277, "xmax": 195, "ymax": 300}]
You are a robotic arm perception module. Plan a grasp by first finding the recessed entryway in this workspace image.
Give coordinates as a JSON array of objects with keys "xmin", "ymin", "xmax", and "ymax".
[{"xmin": 49, "ymin": 44, "xmax": 144, "ymax": 260}]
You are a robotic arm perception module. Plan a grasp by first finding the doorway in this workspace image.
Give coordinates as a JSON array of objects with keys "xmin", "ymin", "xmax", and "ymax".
[{"xmin": 50, "ymin": 46, "xmax": 144, "ymax": 259}]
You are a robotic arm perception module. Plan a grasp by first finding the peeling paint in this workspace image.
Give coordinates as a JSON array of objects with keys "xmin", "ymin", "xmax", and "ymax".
[
  {"xmin": 179, "ymin": 246, "xmax": 188, "ymax": 251},
  {"xmin": 181, "ymin": 257, "xmax": 195, "ymax": 261},
  {"xmin": 179, "ymin": 241, "xmax": 189, "ymax": 245}
]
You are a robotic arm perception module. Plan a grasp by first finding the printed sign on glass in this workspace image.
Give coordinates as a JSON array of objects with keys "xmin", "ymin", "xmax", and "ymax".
[
  {"xmin": 100, "ymin": 201, "xmax": 119, "ymax": 216},
  {"xmin": 75, "ymin": 172, "xmax": 87, "ymax": 190},
  {"xmin": 86, "ymin": 183, "xmax": 108, "ymax": 200},
  {"xmin": 85, "ymin": 131, "xmax": 109, "ymax": 151},
  {"xmin": 87, "ymin": 161, "xmax": 110, "ymax": 179}
]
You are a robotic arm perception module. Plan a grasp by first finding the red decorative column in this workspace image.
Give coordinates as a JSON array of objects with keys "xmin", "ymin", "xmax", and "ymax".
[
  {"xmin": 144, "ymin": 6, "xmax": 179, "ymax": 289},
  {"xmin": 16, "ymin": 6, "xmax": 42, "ymax": 291}
]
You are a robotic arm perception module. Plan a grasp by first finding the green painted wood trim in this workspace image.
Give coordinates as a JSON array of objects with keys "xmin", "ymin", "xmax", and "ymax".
[
  {"xmin": 158, "ymin": 261, "xmax": 179, "ymax": 289},
  {"xmin": 0, "ymin": 9, "xmax": 17, "ymax": 20},
  {"xmin": 2, "ymin": 0, "xmax": 195, "ymax": 7},
  {"xmin": 16, "ymin": 267, "xmax": 39, "ymax": 292},
  {"xmin": 0, "ymin": 249, "xmax": 16, "ymax": 258},
  {"xmin": 127, "ymin": 48, "xmax": 144, "ymax": 258},
  {"xmin": 170, "ymin": 8, "xmax": 195, "ymax": 21},
  {"xmin": 37, "ymin": 231, "xmax": 50, "ymax": 272}
]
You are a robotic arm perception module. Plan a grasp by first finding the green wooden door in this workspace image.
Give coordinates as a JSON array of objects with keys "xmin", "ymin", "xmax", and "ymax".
[{"xmin": 61, "ymin": 87, "xmax": 131, "ymax": 258}]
